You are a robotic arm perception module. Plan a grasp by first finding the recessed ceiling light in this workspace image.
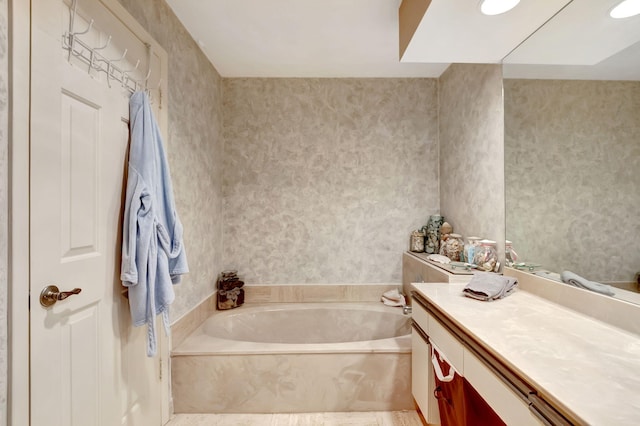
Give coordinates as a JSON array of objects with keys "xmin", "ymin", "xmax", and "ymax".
[
  {"xmin": 610, "ymin": 0, "xmax": 640, "ymax": 18},
  {"xmin": 479, "ymin": 0, "xmax": 521, "ymax": 16}
]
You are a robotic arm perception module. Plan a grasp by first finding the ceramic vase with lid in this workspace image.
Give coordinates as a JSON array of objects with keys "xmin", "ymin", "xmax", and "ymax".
[
  {"xmin": 217, "ymin": 270, "xmax": 245, "ymax": 310},
  {"xmin": 425, "ymin": 215, "xmax": 444, "ymax": 254},
  {"xmin": 442, "ymin": 233, "xmax": 464, "ymax": 261}
]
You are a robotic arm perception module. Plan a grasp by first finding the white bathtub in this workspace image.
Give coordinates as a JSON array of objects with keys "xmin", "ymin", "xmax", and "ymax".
[{"xmin": 172, "ymin": 303, "xmax": 413, "ymax": 413}]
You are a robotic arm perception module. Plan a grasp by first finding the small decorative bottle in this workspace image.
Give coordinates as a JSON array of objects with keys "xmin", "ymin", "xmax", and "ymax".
[
  {"xmin": 425, "ymin": 215, "xmax": 444, "ymax": 254},
  {"xmin": 409, "ymin": 230, "xmax": 426, "ymax": 252}
]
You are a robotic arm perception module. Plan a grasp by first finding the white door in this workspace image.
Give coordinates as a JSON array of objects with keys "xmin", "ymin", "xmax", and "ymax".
[{"xmin": 30, "ymin": 0, "xmax": 164, "ymax": 425}]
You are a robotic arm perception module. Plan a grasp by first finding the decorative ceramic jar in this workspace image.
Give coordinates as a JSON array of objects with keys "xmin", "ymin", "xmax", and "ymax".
[
  {"xmin": 473, "ymin": 240, "xmax": 498, "ymax": 272},
  {"xmin": 441, "ymin": 233, "xmax": 464, "ymax": 261},
  {"xmin": 410, "ymin": 230, "xmax": 426, "ymax": 252},
  {"xmin": 217, "ymin": 270, "xmax": 245, "ymax": 310},
  {"xmin": 425, "ymin": 215, "xmax": 444, "ymax": 254}
]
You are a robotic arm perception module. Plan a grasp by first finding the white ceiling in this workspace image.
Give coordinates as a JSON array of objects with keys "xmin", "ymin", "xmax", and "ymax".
[
  {"xmin": 164, "ymin": 0, "xmax": 448, "ymax": 77},
  {"xmin": 165, "ymin": 0, "xmax": 640, "ymax": 80}
]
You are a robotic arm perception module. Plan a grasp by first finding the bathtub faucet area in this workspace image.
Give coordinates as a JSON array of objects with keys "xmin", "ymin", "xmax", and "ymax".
[
  {"xmin": 379, "ymin": 288, "xmax": 411, "ymax": 314},
  {"xmin": 402, "ymin": 303, "xmax": 412, "ymax": 315}
]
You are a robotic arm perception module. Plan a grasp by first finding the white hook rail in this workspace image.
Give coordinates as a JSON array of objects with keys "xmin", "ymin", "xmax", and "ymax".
[{"xmin": 63, "ymin": 0, "xmax": 155, "ymax": 95}]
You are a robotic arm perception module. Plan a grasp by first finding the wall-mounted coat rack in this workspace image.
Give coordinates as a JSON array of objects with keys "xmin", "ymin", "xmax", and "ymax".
[{"xmin": 62, "ymin": 0, "xmax": 160, "ymax": 96}]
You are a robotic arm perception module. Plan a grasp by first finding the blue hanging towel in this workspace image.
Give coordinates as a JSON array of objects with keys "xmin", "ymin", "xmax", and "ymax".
[{"xmin": 121, "ymin": 91, "xmax": 189, "ymax": 356}]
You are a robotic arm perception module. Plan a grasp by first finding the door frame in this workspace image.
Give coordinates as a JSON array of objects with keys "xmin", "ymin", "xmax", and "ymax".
[
  {"xmin": 9, "ymin": 0, "xmax": 170, "ymax": 424},
  {"xmin": 9, "ymin": 0, "xmax": 31, "ymax": 424}
]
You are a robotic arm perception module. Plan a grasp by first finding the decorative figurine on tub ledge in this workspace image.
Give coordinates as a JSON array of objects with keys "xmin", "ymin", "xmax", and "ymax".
[{"xmin": 217, "ymin": 270, "xmax": 245, "ymax": 310}]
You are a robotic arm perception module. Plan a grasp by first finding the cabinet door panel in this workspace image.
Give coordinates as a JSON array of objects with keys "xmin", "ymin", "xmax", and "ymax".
[
  {"xmin": 464, "ymin": 350, "xmax": 543, "ymax": 426},
  {"xmin": 411, "ymin": 329, "xmax": 440, "ymax": 425},
  {"xmin": 411, "ymin": 331, "xmax": 430, "ymax": 418},
  {"xmin": 412, "ymin": 300, "xmax": 430, "ymax": 331},
  {"xmin": 428, "ymin": 313, "xmax": 464, "ymax": 373}
]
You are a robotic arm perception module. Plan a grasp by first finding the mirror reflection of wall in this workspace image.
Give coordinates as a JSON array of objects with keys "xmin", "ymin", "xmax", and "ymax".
[
  {"xmin": 504, "ymin": 77, "xmax": 640, "ymax": 284},
  {"xmin": 503, "ymin": 1, "xmax": 640, "ymax": 297}
]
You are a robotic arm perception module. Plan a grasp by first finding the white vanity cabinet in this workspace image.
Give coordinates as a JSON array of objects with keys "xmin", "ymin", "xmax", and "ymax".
[
  {"xmin": 411, "ymin": 288, "xmax": 553, "ymax": 426},
  {"xmin": 410, "ymin": 301, "xmax": 440, "ymax": 424},
  {"xmin": 411, "ymin": 281, "xmax": 640, "ymax": 424},
  {"xmin": 407, "ymin": 252, "xmax": 542, "ymax": 424}
]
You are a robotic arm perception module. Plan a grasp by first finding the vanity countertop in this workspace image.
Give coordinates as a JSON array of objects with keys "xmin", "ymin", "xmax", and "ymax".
[{"xmin": 412, "ymin": 282, "xmax": 640, "ymax": 425}]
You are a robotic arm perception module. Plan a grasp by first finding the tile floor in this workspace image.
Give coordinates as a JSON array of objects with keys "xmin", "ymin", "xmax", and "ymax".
[{"xmin": 165, "ymin": 410, "xmax": 425, "ymax": 426}]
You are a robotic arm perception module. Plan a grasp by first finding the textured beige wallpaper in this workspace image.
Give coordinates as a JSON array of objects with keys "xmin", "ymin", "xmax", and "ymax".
[
  {"xmin": 118, "ymin": 0, "xmax": 224, "ymax": 320},
  {"xmin": 0, "ymin": 0, "xmax": 7, "ymax": 419},
  {"xmin": 505, "ymin": 79, "xmax": 640, "ymax": 283},
  {"xmin": 222, "ymin": 78, "xmax": 440, "ymax": 284},
  {"xmin": 438, "ymin": 64, "xmax": 506, "ymax": 264}
]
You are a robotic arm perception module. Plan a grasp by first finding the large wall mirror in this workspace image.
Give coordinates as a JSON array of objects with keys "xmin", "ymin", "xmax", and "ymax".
[{"xmin": 503, "ymin": 0, "xmax": 640, "ymax": 303}]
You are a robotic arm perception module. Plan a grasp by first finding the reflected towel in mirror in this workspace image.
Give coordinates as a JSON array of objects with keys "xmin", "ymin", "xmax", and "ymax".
[{"xmin": 560, "ymin": 271, "xmax": 615, "ymax": 296}]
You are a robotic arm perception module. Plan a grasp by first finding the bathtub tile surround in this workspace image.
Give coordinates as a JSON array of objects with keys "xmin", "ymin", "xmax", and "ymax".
[
  {"xmin": 173, "ymin": 352, "xmax": 412, "ymax": 413},
  {"xmin": 222, "ymin": 78, "xmax": 440, "ymax": 284},
  {"xmin": 166, "ymin": 411, "xmax": 424, "ymax": 426},
  {"xmin": 117, "ymin": 0, "xmax": 225, "ymax": 322},
  {"xmin": 172, "ymin": 303, "xmax": 412, "ymax": 413},
  {"xmin": 244, "ymin": 283, "xmax": 403, "ymax": 304},
  {"xmin": 0, "ymin": 0, "xmax": 7, "ymax": 420},
  {"xmin": 171, "ymin": 295, "xmax": 218, "ymax": 350},
  {"xmin": 438, "ymin": 64, "xmax": 505, "ymax": 266},
  {"xmin": 505, "ymin": 79, "xmax": 640, "ymax": 283}
]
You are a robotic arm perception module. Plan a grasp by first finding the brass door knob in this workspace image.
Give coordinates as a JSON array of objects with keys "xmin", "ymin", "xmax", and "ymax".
[{"xmin": 39, "ymin": 285, "xmax": 82, "ymax": 307}]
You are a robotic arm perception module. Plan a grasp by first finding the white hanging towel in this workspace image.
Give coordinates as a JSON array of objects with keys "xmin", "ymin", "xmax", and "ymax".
[{"xmin": 121, "ymin": 91, "xmax": 189, "ymax": 357}]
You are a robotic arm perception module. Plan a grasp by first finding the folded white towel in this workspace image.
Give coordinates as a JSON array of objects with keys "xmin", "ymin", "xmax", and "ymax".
[{"xmin": 381, "ymin": 289, "xmax": 406, "ymax": 307}]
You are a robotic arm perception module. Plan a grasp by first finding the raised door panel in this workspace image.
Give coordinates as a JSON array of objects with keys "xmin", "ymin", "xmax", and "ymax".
[{"xmin": 60, "ymin": 91, "xmax": 100, "ymax": 260}]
